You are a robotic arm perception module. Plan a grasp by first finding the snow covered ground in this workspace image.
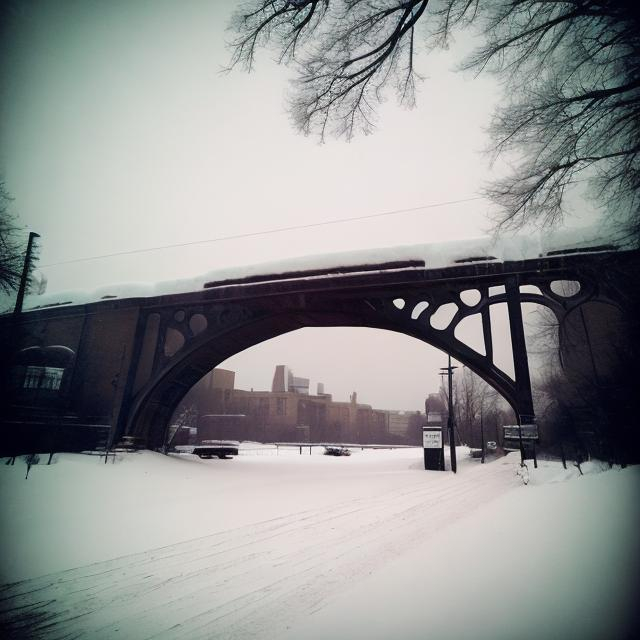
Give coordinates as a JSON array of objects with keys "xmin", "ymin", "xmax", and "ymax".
[{"xmin": 1, "ymin": 446, "xmax": 638, "ymax": 639}]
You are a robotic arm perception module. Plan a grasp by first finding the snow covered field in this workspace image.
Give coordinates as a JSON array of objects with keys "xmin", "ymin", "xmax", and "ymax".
[{"xmin": 1, "ymin": 446, "xmax": 638, "ymax": 639}]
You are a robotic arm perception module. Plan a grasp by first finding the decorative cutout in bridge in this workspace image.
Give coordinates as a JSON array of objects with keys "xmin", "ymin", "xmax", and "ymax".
[
  {"xmin": 459, "ymin": 289, "xmax": 481, "ymax": 307},
  {"xmin": 189, "ymin": 314, "xmax": 207, "ymax": 336},
  {"xmin": 520, "ymin": 285, "xmax": 544, "ymax": 296},
  {"xmin": 430, "ymin": 303, "xmax": 458, "ymax": 330},
  {"xmin": 411, "ymin": 301, "xmax": 429, "ymax": 320},
  {"xmin": 550, "ymin": 280, "xmax": 581, "ymax": 297},
  {"xmin": 164, "ymin": 328, "xmax": 185, "ymax": 357},
  {"xmin": 454, "ymin": 314, "xmax": 485, "ymax": 356}
]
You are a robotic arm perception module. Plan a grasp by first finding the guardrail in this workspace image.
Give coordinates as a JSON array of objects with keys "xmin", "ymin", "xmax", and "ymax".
[{"xmin": 242, "ymin": 442, "xmax": 417, "ymax": 456}]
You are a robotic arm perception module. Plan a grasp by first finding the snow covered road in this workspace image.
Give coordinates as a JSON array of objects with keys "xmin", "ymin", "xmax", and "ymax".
[
  {"xmin": 1, "ymin": 449, "xmax": 637, "ymax": 639},
  {"xmin": 1, "ymin": 450, "xmax": 521, "ymax": 639}
]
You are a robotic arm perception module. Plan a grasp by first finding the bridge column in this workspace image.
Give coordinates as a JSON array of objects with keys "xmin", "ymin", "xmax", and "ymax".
[
  {"xmin": 505, "ymin": 276, "xmax": 535, "ymax": 425},
  {"xmin": 112, "ymin": 310, "xmax": 151, "ymax": 447}
]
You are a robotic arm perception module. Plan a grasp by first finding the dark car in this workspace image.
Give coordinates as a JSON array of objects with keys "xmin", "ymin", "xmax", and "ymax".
[
  {"xmin": 324, "ymin": 446, "xmax": 351, "ymax": 457},
  {"xmin": 191, "ymin": 440, "xmax": 240, "ymax": 459}
]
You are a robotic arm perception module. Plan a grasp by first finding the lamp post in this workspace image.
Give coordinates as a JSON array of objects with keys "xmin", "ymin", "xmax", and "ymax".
[
  {"xmin": 440, "ymin": 355, "xmax": 458, "ymax": 473},
  {"xmin": 480, "ymin": 408, "xmax": 485, "ymax": 464},
  {"xmin": 14, "ymin": 231, "xmax": 40, "ymax": 315}
]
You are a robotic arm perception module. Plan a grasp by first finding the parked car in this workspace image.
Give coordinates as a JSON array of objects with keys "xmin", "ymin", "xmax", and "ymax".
[
  {"xmin": 324, "ymin": 446, "xmax": 351, "ymax": 457},
  {"xmin": 192, "ymin": 440, "xmax": 240, "ymax": 459}
]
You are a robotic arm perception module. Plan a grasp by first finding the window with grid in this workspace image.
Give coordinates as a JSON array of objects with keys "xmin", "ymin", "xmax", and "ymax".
[{"xmin": 23, "ymin": 366, "xmax": 65, "ymax": 390}]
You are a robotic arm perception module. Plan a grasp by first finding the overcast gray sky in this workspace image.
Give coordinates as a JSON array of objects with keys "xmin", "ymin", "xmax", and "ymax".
[{"xmin": 1, "ymin": 0, "xmax": 590, "ymax": 409}]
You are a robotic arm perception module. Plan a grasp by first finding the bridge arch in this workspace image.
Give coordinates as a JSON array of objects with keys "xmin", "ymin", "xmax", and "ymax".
[
  {"xmin": 124, "ymin": 252, "xmax": 636, "ymax": 450},
  {"xmin": 126, "ymin": 302, "xmax": 527, "ymax": 449}
]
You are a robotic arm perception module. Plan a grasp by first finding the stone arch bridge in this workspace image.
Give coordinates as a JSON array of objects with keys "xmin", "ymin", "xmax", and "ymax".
[{"xmin": 1, "ymin": 243, "xmax": 637, "ymax": 454}]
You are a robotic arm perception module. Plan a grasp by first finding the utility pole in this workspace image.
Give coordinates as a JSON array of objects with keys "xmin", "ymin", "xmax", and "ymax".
[
  {"xmin": 14, "ymin": 231, "xmax": 40, "ymax": 315},
  {"xmin": 440, "ymin": 355, "xmax": 458, "ymax": 474},
  {"xmin": 480, "ymin": 408, "xmax": 485, "ymax": 464}
]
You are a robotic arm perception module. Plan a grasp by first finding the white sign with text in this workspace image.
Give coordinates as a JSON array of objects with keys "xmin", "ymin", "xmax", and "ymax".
[{"xmin": 423, "ymin": 430, "xmax": 443, "ymax": 449}]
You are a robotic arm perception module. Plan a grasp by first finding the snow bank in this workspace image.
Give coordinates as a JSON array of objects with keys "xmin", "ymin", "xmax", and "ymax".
[{"xmin": 17, "ymin": 225, "xmax": 624, "ymax": 312}]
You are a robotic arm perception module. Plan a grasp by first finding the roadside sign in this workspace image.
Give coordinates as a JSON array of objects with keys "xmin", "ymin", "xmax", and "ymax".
[
  {"xmin": 422, "ymin": 426, "xmax": 445, "ymax": 471},
  {"xmin": 423, "ymin": 430, "xmax": 443, "ymax": 448},
  {"xmin": 503, "ymin": 424, "xmax": 538, "ymax": 441}
]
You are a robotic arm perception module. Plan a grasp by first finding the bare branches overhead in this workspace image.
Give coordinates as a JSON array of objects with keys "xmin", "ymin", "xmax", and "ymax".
[
  {"xmin": 0, "ymin": 183, "xmax": 24, "ymax": 294},
  {"xmin": 473, "ymin": 1, "xmax": 640, "ymax": 234},
  {"xmin": 228, "ymin": 1, "xmax": 640, "ymax": 238},
  {"xmin": 228, "ymin": 1, "xmax": 331, "ymax": 71},
  {"xmin": 230, "ymin": 1, "xmax": 441, "ymax": 139},
  {"xmin": 289, "ymin": 1, "xmax": 431, "ymax": 139}
]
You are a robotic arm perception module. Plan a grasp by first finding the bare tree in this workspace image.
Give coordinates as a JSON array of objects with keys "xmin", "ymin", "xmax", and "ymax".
[
  {"xmin": 454, "ymin": 367, "xmax": 480, "ymax": 445},
  {"xmin": 0, "ymin": 182, "xmax": 23, "ymax": 295},
  {"xmin": 229, "ymin": 1, "xmax": 640, "ymax": 237},
  {"xmin": 529, "ymin": 296, "xmax": 640, "ymax": 463},
  {"xmin": 453, "ymin": 366, "xmax": 505, "ymax": 447},
  {"xmin": 173, "ymin": 403, "xmax": 199, "ymax": 430},
  {"xmin": 229, "ymin": 1, "xmax": 430, "ymax": 139},
  {"xmin": 478, "ymin": 1, "xmax": 640, "ymax": 234}
]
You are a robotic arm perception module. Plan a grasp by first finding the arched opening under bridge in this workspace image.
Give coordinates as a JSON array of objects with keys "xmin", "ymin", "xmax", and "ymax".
[{"xmin": 126, "ymin": 306, "xmax": 523, "ymax": 450}]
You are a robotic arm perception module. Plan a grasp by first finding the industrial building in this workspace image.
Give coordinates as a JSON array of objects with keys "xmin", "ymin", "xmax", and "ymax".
[{"xmin": 177, "ymin": 366, "xmax": 424, "ymax": 445}]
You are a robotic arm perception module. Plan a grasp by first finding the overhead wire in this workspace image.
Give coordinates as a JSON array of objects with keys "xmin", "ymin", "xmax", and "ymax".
[{"xmin": 40, "ymin": 195, "xmax": 484, "ymax": 268}]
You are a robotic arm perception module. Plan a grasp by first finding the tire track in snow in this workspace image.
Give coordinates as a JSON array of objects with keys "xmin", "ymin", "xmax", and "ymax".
[
  {"xmin": 165, "ymin": 462, "xmax": 519, "ymax": 640},
  {"xmin": 0, "ymin": 457, "xmax": 521, "ymax": 639}
]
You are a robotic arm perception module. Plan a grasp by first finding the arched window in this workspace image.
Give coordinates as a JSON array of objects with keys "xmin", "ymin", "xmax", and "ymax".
[{"xmin": 14, "ymin": 345, "xmax": 75, "ymax": 393}]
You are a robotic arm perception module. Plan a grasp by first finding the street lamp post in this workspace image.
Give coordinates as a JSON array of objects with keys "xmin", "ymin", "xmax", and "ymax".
[
  {"xmin": 440, "ymin": 355, "xmax": 458, "ymax": 474},
  {"xmin": 14, "ymin": 231, "xmax": 40, "ymax": 315},
  {"xmin": 480, "ymin": 408, "xmax": 485, "ymax": 464}
]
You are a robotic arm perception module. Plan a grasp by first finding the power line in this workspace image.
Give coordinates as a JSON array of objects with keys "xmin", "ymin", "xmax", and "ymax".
[{"xmin": 40, "ymin": 195, "xmax": 484, "ymax": 268}]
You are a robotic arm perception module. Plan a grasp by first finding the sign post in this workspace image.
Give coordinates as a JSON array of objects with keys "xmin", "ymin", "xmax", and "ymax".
[
  {"xmin": 503, "ymin": 424, "xmax": 539, "ymax": 467},
  {"xmin": 439, "ymin": 356, "xmax": 458, "ymax": 473},
  {"xmin": 422, "ymin": 426, "xmax": 445, "ymax": 471}
]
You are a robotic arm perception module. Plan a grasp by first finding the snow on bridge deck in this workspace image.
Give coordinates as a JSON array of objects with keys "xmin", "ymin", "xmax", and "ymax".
[{"xmin": 18, "ymin": 225, "xmax": 621, "ymax": 312}]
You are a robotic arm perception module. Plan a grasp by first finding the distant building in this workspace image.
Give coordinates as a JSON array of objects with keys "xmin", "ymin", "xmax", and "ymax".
[
  {"xmin": 272, "ymin": 365, "xmax": 309, "ymax": 395},
  {"xmin": 183, "ymin": 368, "xmax": 236, "ymax": 416},
  {"xmin": 178, "ymin": 365, "xmax": 426, "ymax": 445},
  {"xmin": 386, "ymin": 411, "xmax": 424, "ymax": 441},
  {"xmin": 290, "ymin": 375, "xmax": 309, "ymax": 395},
  {"xmin": 387, "ymin": 412, "xmax": 411, "ymax": 439},
  {"xmin": 271, "ymin": 365, "xmax": 287, "ymax": 393}
]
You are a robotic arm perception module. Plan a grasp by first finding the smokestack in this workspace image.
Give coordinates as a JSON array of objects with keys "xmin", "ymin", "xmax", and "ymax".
[{"xmin": 272, "ymin": 365, "xmax": 287, "ymax": 393}]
